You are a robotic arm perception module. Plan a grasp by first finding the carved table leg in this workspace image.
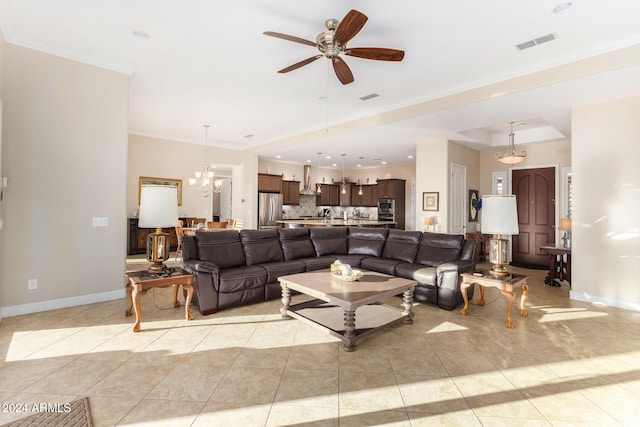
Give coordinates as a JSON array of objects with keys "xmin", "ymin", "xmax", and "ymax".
[
  {"xmin": 125, "ymin": 281, "xmax": 133, "ymax": 317},
  {"xmin": 478, "ymin": 285, "xmax": 486, "ymax": 306},
  {"xmin": 183, "ymin": 284, "xmax": 194, "ymax": 321},
  {"xmin": 520, "ymin": 282, "xmax": 529, "ymax": 317},
  {"xmin": 501, "ymin": 288, "xmax": 516, "ymax": 329},
  {"xmin": 459, "ymin": 281, "xmax": 471, "ymax": 315},
  {"xmin": 280, "ymin": 285, "xmax": 292, "ymax": 320},
  {"xmin": 131, "ymin": 286, "xmax": 142, "ymax": 332},
  {"xmin": 402, "ymin": 288, "xmax": 415, "ymax": 324},
  {"xmin": 342, "ymin": 310, "xmax": 357, "ymax": 352},
  {"xmin": 173, "ymin": 284, "xmax": 180, "ymax": 308}
]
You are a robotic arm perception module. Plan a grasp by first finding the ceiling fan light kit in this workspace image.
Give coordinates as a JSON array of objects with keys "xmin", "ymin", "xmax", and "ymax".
[{"xmin": 264, "ymin": 9, "xmax": 404, "ymax": 85}]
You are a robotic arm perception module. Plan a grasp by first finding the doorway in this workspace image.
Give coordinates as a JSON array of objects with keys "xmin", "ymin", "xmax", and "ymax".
[
  {"xmin": 511, "ymin": 167, "xmax": 555, "ymax": 267},
  {"xmin": 450, "ymin": 163, "xmax": 466, "ymax": 235}
]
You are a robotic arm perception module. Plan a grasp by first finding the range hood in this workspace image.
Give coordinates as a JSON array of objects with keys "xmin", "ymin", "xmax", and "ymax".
[{"xmin": 300, "ymin": 164, "xmax": 316, "ymax": 195}]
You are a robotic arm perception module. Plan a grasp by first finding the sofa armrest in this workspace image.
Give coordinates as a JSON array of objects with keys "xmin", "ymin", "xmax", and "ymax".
[
  {"xmin": 182, "ymin": 260, "xmax": 219, "ymax": 275},
  {"xmin": 435, "ymin": 261, "xmax": 476, "ymax": 310}
]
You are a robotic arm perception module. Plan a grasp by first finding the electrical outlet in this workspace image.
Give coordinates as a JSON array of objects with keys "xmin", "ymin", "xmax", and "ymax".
[{"xmin": 28, "ymin": 279, "xmax": 37, "ymax": 290}]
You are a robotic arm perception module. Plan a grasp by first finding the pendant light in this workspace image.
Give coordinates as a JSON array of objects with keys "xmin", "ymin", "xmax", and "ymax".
[
  {"xmin": 190, "ymin": 124, "xmax": 223, "ymax": 197},
  {"xmin": 341, "ymin": 154, "xmax": 347, "ymax": 194},
  {"xmin": 496, "ymin": 121, "xmax": 527, "ymax": 165}
]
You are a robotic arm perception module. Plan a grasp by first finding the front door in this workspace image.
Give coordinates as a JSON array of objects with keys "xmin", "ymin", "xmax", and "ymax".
[{"xmin": 512, "ymin": 167, "xmax": 555, "ymax": 267}]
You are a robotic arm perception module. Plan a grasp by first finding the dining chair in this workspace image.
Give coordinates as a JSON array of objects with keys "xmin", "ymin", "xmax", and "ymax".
[
  {"xmin": 174, "ymin": 220, "xmax": 184, "ymax": 261},
  {"xmin": 207, "ymin": 221, "xmax": 228, "ymax": 229}
]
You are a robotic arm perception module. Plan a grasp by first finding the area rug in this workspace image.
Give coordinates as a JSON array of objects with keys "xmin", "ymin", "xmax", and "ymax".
[{"xmin": 1, "ymin": 397, "xmax": 93, "ymax": 427}]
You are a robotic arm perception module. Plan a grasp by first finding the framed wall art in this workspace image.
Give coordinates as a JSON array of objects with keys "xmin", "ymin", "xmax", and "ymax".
[
  {"xmin": 469, "ymin": 189, "xmax": 479, "ymax": 222},
  {"xmin": 422, "ymin": 192, "xmax": 439, "ymax": 211}
]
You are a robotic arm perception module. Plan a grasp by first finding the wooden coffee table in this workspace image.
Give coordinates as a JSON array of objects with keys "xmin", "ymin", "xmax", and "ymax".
[
  {"xmin": 278, "ymin": 269, "xmax": 416, "ymax": 352},
  {"xmin": 459, "ymin": 271, "xmax": 529, "ymax": 329},
  {"xmin": 125, "ymin": 267, "xmax": 194, "ymax": 332}
]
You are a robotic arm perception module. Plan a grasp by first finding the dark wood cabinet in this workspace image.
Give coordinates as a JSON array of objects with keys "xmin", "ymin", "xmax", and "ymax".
[
  {"xmin": 128, "ymin": 217, "xmax": 185, "ymax": 255},
  {"xmin": 258, "ymin": 173, "xmax": 283, "ymax": 193},
  {"xmin": 377, "ymin": 179, "xmax": 404, "ymax": 199},
  {"xmin": 282, "ymin": 180, "xmax": 300, "ymax": 205},
  {"xmin": 351, "ymin": 184, "xmax": 378, "ymax": 207},
  {"xmin": 339, "ymin": 182, "xmax": 352, "ymax": 207},
  {"xmin": 315, "ymin": 183, "xmax": 340, "ymax": 206}
]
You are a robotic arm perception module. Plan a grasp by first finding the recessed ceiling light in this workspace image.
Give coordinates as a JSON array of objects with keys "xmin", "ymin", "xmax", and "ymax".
[
  {"xmin": 381, "ymin": 161, "xmax": 387, "ymax": 165},
  {"xmin": 553, "ymin": 2, "xmax": 572, "ymax": 13},
  {"xmin": 276, "ymin": 155, "xmax": 281, "ymax": 159},
  {"xmin": 332, "ymin": 163, "xmax": 337, "ymax": 167},
  {"xmin": 306, "ymin": 160, "xmax": 312, "ymax": 163},
  {"xmin": 357, "ymin": 164, "xmax": 362, "ymax": 168},
  {"xmin": 132, "ymin": 30, "xmax": 150, "ymax": 39},
  {"xmin": 408, "ymin": 155, "xmax": 414, "ymax": 159},
  {"xmin": 326, "ymin": 155, "xmax": 331, "ymax": 159}
]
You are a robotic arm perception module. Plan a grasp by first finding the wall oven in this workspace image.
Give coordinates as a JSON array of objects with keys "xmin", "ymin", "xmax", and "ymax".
[{"xmin": 378, "ymin": 199, "xmax": 395, "ymax": 222}]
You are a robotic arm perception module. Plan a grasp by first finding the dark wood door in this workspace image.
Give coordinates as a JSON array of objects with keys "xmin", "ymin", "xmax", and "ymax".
[{"xmin": 512, "ymin": 167, "xmax": 555, "ymax": 267}]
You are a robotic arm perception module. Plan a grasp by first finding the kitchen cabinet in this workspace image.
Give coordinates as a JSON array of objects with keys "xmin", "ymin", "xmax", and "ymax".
[
  {"xmin": 128, "ymin": 217, "xmax": 185, "ymax": 255},
  {"xmin": 350, "ymin": 184, "xmax": 378, "ymax": 207},
  {"xmin": 315, "ymin": 183, "xmax": 340, "ymax": 206},
  {"xmin": 377, "ymin": 179, "xmax": 405, "ymax": 199},
  {"xmin": 282, "ymin": 180, "xmax": 300, "ymax": 205},
  {"xmin": 339, "ymin": 182, "xmax": 352, "ymax": 207},
  {"xmin": 258, "ymin": 173, "xmax": 283, "ymax": 193}
]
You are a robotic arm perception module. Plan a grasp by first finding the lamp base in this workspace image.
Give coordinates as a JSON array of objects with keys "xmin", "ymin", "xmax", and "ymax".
[
  {"xmin": 147, "ymin": 261, "xmax": 168, "ymax": 272},
  {"xmin": 488, "ymin": 263, "xmax": 511, "ymax": 278},
  {"xmin": 146, "ymin": 228, "xmax": 170, "ymax": 273}
]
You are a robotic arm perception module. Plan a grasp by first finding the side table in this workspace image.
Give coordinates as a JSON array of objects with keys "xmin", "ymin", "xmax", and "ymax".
[
  {"xmin": 459, "ymin": 271, "xmax": 529, "ymax": 328},
  {"xmin": 125, "ymin": 267, "xmax": 194, "ymax": 332},
  {"xmin": 540, "ymin": 245, "xmax": 571, "ymax": 287}
]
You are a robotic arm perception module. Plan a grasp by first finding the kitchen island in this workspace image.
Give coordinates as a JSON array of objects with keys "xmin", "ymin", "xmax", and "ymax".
[{"xmin": 278, "ymin": 219, "xmax": 396, "ymax": 228}]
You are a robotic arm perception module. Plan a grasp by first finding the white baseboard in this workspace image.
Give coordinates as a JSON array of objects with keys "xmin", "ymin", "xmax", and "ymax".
[
  {"xmin": 570, "ymin": 290, "xmax": 640, "ymax": 313},
  {"xmin": 0, "ymin": 289, "xmax": 126, "ymax": 318}
]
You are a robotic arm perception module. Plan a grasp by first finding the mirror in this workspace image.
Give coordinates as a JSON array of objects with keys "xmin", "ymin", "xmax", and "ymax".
[{"xmin": 138, "ymin": 176, "xmax": 182, "ymax": 206}]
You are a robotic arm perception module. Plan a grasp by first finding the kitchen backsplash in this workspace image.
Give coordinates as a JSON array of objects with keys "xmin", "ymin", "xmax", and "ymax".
[{"xmin": 283, "ymin": 195, "xmax": 377, "ymax": 219}]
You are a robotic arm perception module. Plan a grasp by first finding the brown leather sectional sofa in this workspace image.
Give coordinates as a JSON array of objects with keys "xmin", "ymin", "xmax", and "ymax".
[{"xmin": 182, "ymin": 227, "xmax": 476, "ymax": 316}]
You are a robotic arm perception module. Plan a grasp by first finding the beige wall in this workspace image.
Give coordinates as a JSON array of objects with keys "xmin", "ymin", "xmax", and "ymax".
[
  {"xmin": 0, "ymin": 44, "xmax": 129, "ymax": 315},
  {"xmin": 415, "ymin": 140, "xmax": 449, "ymax": 232},
  {"xmin": 571, "ymin": 95, "xmax": 640, "ymax": 310},
  {"xmin": 449, "ymin": 141, "xmax": 481, "ymax": 233},
  {"xmin": 127, "ymin": 134, "xmax": 242, "ymax": 220}
]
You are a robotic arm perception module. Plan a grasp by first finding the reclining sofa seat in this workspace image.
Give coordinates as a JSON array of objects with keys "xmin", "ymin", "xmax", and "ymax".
[
  {"xmin": 182, "ymin": 230, "xmax": 266, "ymax": 315},
  {"xmin": 395, "ymin": 232, "xmax": 476, "ymax": 310}
]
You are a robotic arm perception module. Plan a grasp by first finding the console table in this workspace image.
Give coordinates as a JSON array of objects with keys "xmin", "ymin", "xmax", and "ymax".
[
  {"xmin": 540, "ymin": 245, "xmax": 571, "ymax": 287},
  {"xmin": 465, "ymin": 233, "xmax": 490, "ymax": 263}
]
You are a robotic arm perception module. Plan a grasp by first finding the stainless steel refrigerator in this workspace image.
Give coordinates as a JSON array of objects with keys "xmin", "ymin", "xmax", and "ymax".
[{"xmin": 258, "ymin": 193, "xmax": 283, "ymax": 229}]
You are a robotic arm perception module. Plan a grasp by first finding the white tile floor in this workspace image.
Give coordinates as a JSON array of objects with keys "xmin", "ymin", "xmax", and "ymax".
[{"xmin": 1, "ymin": 259, "xmax": 639, "ymax": 426}]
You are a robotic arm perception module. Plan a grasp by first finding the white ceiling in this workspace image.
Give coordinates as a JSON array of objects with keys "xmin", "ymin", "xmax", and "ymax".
[{"xmin": 1, "ymin": 0, "xmax": 640, "ymax": 169}]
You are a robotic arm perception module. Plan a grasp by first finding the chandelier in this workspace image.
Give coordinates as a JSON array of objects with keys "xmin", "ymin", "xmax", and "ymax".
[
  {"xmin": 189, "ymin": 124, "xmax": 223, "ymax": 197},
  {"xmin": 496, "ymin": 121, "xmax": 527, "ymax": 165}
]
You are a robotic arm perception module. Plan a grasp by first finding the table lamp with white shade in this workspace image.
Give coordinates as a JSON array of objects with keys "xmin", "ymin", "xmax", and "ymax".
[
  {"xmin": 481, "ymin": 195, "xmax": 519, "ymax": 277},
  {"xmin": 138, "ymin": 185, "xmax": 179, "ymax": 271},
  {"xmin": 559, "ymin": 217, "xmax": 572, "ymax": 248}
]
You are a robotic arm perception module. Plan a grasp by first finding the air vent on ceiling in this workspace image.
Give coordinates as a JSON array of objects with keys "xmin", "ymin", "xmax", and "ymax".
[
  {"xmin": 359, "ymin": 93, "xmax": 379, "ymax": 101},
  {"xmin": 516, "ymin": 33, "xmax": 558, "ymax": 51}
]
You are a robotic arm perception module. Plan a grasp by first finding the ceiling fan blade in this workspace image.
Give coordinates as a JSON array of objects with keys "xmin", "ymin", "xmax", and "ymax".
[
  {"xmin": 332, "ymin": 56, "xmax": 354, "ymax": 85},
  {"xmin": 346, "ymin": 47, "xmax": 405, "ymax": 62},
  {"xmin": 263, "ymin": 31, "xmax": 317, "ymax": 47},
  {"xmin": 278, "ymin": 55, "xmax": 323, "ymax": 73},
  {"xmin": 334, "ymin": 9, "xmax": 368, "ymax": 46}
]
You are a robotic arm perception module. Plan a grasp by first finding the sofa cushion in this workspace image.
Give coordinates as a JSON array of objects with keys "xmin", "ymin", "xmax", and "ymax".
[
  {"xmin": 381, "ymin": 229, "xmax": 422, "ymax": 262},
  {"xmin": 259, "ymin": 260, "xmax": 306, "ymax": 283},
  {"xmin": 277, "ymin": 228, "xmax": 316, "ymax": 260},
  {"xmin": 348, "ymin": 227, "xmax": 388, "ymax": 257},
  {"xmin": 415, "ymin": 232, "xmax": 464, "ymax": 267},
  {"xmin": 310, "ymin": 227, "xmax": 348, "ymax": 256},
  {"xmin": 218, "ymin": 265, "xmax": 267, "ymax": 293},
  {"xmin": 240, "ymin": 229, "xmax": 284, "ymax": 266},
  {"xmin": 360, "ymin": 257, "xmax": 402, "ymax": 275},
  {"xmin": 194, "ymin": 230, "xmax": 245, "ymax": 269},
  {"xmin": 300, "ymin": 255, "xmax": 337, "ymax": 271}
]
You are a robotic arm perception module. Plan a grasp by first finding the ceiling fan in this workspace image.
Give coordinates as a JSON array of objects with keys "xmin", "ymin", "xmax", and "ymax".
[{"xmin": 264, "ymin": 9, "xmax": 405, "ymax": 85}]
